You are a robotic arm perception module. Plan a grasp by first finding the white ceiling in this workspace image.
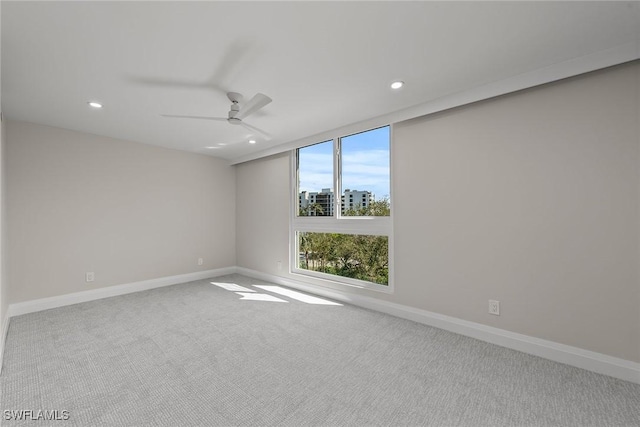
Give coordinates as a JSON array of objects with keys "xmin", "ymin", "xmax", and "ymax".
[{"xmin": 2, "ymin": 1, "xmax": 639, "ymax": 161}]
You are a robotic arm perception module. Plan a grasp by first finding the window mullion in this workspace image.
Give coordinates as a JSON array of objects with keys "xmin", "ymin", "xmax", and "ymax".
[{"xmin": 334, "ymin": 137, "xmax": 341, "ymax": 219}]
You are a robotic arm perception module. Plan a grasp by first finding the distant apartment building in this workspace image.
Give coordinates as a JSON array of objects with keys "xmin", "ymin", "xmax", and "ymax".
[
  {"xmin": 299, "ymin": 188, "xmax": 373, "ymax": 216},
  {"xmin": 341, "ymin": 189, "xmax": 372, "ymax": 214},
  {"xmin": 299, "ymin": 188, "xmax": 335, "ymax": 216}
]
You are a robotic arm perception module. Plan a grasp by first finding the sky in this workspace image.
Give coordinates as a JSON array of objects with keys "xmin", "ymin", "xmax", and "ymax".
[{"xmin": 298, "ymin": 126, "xmax": 390, "ymax": 199}]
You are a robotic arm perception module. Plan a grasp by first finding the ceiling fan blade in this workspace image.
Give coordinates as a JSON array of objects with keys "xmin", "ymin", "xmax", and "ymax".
[
  {"xmin": 161, "ymin": 114, "xmax": 227, "ymax": 121},
  {"xmin": 239, "ymin": 121, "xmax": 272, "ymax": 140},
  {"xmin": 236, "ymin": 93, "xmax": 272, "ymax": 119},
  {"xmin": 210, "ymin": 39, "xmax": 256, "ymax": 90},
  {"xmin": 128, "ymin": 76, "xmax": 227, "ymax": 95}
]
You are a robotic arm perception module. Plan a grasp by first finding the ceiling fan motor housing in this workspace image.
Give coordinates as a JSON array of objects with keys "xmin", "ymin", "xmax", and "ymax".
[
  {"xmin": 228, "ymin": 104, "xmax": 240, "ymax": 122},
  {"xmin": 228, "ymin": 92, "xmax": 241, "ymax": 122}
]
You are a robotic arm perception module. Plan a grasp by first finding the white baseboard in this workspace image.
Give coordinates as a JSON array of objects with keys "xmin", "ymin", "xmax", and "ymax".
[
  {"xmin": 7, "ymin": 267, "xmax": 236, "ymax": 318},
  {"xmin": 236, "ymin": 267, "xmax": 640, "ymax": 385},
  {"xmin": 0, "ymin": 312, "xmax": 9, "ymax": 375}
]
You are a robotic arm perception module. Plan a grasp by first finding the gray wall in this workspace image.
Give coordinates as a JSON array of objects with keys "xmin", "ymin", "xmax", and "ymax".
[
  {"xmin": 236, "ymin": 152, "xmax": 291, "ymax": 275},
  {"xmin": 0, "ymin": 0, "xmax": 7, "ymax": 335},
  {"xmin": 1, "ymin": 117, "xmax": 6, "ymax": 328},
  {"xmin": 235, "ymin": 62, "xmax": 640, "ymax": 363},
  {"xmin": 7, "ymin": 121, "xmax": 236, "ymax": 303}
]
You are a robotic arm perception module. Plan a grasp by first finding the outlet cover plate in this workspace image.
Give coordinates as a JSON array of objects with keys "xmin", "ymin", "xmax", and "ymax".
[{"xmin": 489, "ymin": 300, "xmax": 500, "ymax": 315}]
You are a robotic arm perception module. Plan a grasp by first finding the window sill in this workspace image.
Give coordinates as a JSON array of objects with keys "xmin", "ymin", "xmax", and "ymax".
[{"xmin": 290, "ymin": 268, "xmax": 394, "ymax": 295}]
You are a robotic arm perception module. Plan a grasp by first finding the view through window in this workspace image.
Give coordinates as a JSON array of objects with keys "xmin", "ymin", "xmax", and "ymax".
[
  {"xmin": 297, "ymin": 232, "xmax": 389, "ymax": 285},
  {"xmin": 298, "ymin": 140, "xmax": 333, "ymax": 216},
  {"xmin": 341, "ymin": 127, "xmax": 390, "ymax": 217},
  {"xmin": 294, "ymin": 126, "xmax": 391, "ymax": 289}
]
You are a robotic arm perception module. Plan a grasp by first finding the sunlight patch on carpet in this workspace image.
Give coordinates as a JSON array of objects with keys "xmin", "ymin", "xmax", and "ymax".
[{"xmin": 253, "ymin": 285, "xmax": 342, "ymax": 306}]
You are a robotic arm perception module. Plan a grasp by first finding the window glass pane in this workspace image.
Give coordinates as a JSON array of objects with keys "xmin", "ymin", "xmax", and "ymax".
[
  {"xmin": 297, "ymin": 232, "xmax": 389, "ymax": 285},
  {"xmin": 298, "ymin": 140, "xmax": 334, "ymax": 216},
  {"xmin": 341, "ymin": 126, "xmax": 390, "ymax": 217}
]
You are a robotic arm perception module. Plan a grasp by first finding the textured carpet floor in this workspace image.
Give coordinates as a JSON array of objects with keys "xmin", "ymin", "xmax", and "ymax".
[{"xmin": 1, "ymin": 274, "xmax": 639, "ymax": 426}]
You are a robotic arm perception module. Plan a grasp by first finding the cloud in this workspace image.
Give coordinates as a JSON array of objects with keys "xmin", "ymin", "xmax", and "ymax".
[
  {"xmin": 342, "ymin": 149, "xmax": 390, "ymax": 197},
  {"xmin": 299, "ymin": 152, "xmax": 333, "ymax": 191},
  {"xmin": 298, "ymin": 149, "xmax": 390, "ymax": 199}
]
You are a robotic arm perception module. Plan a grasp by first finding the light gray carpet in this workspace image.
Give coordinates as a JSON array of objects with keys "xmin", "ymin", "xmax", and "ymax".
[{"xmin": 1, "ymin": 274, "xmax": 639, "ymax": 426}]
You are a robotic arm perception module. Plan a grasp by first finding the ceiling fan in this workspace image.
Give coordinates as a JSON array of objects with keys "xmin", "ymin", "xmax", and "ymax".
[{"xmin": 162, "ymin": 92, "xmax": 272, "ymax": 140}]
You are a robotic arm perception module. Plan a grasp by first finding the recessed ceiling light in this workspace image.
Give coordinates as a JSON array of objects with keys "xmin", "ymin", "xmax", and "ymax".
[
  {"xmin": 249, "ymin": 140, "xmax": 256, "ymax": 144},
  {"xmin": 205, "ymin": 146, "xmax": 219, "ymax": 149},
  {"xmin": 218, "ymin": 143, "xmax": 226, "ymax": 146},
  {"xmin": 390, "ymin": 81, "xmax": 404, "ymax": 90},
  {"xmin": 87, "ymin": 101, "xmax": 103, "ymax": 108}
]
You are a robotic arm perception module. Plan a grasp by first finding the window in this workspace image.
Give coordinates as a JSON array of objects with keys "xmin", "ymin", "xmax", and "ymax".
[
  {"xmin": 292, "ymin": 126, "xmax": 392, "ymax": 291},
  {"xmin": 297, "ymin": 140, "xmax": 333, "ymax": 217},
  {"xmin": 297, "ymin": 232, "xmax": 389, "ymax": 285},
  {"xmin": 341, "ymin": 127, "xmax": 390, "ymax": 217}
]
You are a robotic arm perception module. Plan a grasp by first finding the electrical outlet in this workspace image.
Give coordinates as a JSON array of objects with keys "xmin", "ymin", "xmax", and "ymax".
[
  {"xmin": 197, "ymin": 258, "xmax": 203, "ymax": 266},
  {"xmin": 489, "ymin": 300, "xmax": 500, "ymax": 316},
  {"xmin": 85, "ymin": 272, "xmax": 95, "ymax": 283},
  {"xmin": 277, "ymin": 261, "xmax": 282, "ymax": 271}
]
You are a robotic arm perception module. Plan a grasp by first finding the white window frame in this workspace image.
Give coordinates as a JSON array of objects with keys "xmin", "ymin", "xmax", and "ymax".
[{"xmin": 289, "ymin": 125, "xmax": 394, "ymax": 293}]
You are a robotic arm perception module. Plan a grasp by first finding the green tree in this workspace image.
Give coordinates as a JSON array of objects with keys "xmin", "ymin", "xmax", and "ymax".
[
  {"xmin": 343, "ymin": 197, "xmax": 390, "ymax": 217},
  {"xmin": 298, "ymin": 199, "xmax": 391, "ymax": 284},
  {"xmin": 298, "ymin": 232, "xmax": 389, "ymax": 285},
  {"xmin": 299, "ymin": 203, "xmax": 325, "ymax": 217}
]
